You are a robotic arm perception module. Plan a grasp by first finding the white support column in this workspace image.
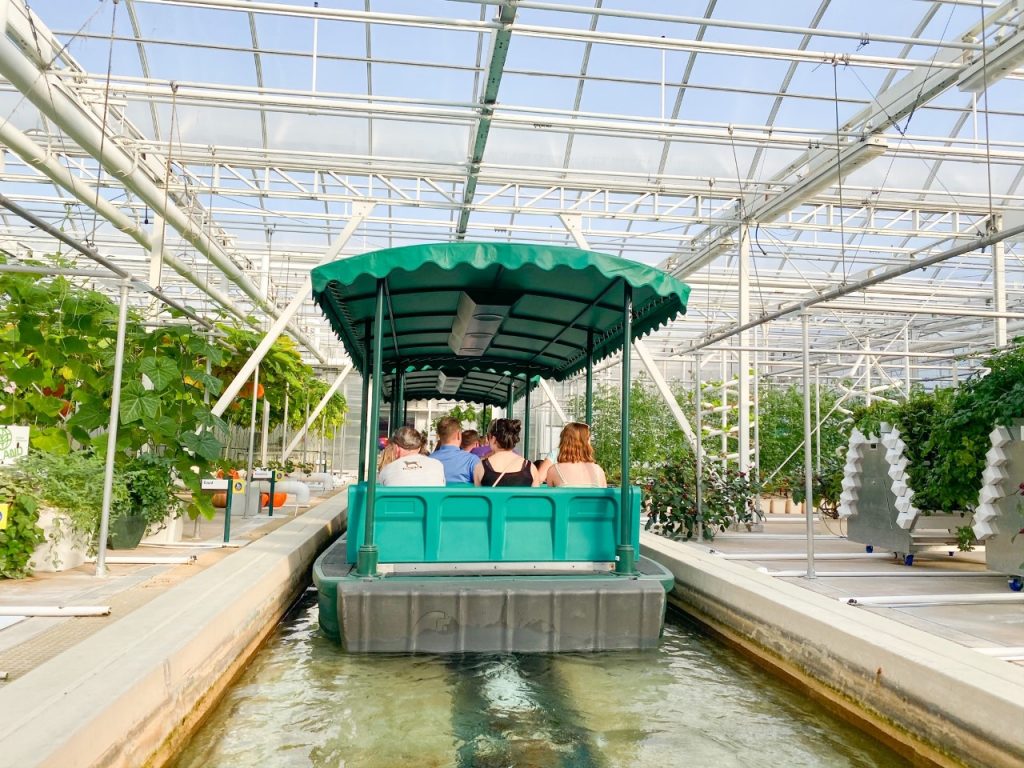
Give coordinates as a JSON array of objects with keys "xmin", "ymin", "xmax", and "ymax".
[
  {"xmin": 537, "ymin": 379, "xmax": 568, "ymax": 425},
  {"xmin": 865, "ymin": 338, "xmax": 873, "ymax": 407},
  {"xmin": 147, "ymin": 214, "xmax": 165, "ymax": 291},
  {"xmin": 211, "ymin": 202, "xmax": 372, "ymax": 418},
  {"xmin": 737, "ymin": 225, "xmax": 751, "ymax": 474},
  {"xmin": 634, "ymin": 340, "xmax": 698, "ymax": 450},
  {"xmin": 903, "ymin": 329, "xmax": 912, "ymax": 399},
  {"xmin": 993, "ymin": 216, "xmax": 1007, "ymax": 347},
  {"xmin": 282, "ymin": 365, "xmax": 352, "ymax": 461}
]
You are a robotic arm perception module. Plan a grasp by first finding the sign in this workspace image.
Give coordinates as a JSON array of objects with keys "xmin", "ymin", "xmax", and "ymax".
[
  {"xmin": 200, "ymin": 478, "xmax": 229, "ymax": 491},
  {"xmin": 0, "ymin": 426, "xmax": 29, "ymax": 466},
  {"xmin": 0, "ymin": 503, "xmax": 9, "ymax": 530},
  {"xmin": 252, "ymin": 469, "xmax": 274, "ymax": 480},
  {"xmin": 232, "ymin": 479, "xmax": 246, "ymax": 494}
]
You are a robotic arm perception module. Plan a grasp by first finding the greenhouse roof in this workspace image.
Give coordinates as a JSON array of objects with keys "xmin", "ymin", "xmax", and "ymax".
[{"xmin": 1, "ymin": 0, "xmax": 1023, "ymax": 389}]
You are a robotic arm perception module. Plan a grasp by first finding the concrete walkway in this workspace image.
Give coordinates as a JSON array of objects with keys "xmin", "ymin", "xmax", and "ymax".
[
  {"xmin": 644, "ymin": 515, "xmax": 1024, "ymax": 768},
  {"xmin": 0, "ymin": 491, "xmax": 346, "ymax": 768}
]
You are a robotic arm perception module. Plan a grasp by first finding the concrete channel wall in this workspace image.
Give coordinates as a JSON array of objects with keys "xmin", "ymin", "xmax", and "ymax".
[
  {"xmin": 643, "ymin": 534, "xmax": 1024, "ymax": 768},
  {"xmin": 0, "ymin": 494, "xmax": 347, "ymax": 768}
]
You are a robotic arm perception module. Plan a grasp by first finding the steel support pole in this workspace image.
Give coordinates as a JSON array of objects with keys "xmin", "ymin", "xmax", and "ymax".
[
  {"xmin": 802, "ymin": 312, "xmax": 816, "ymax": 580},
  {"xmin": 244, "ymin": 366, "xmax": 259, "ymax": 515},
  {"xmin": 357, "ymin": 321, "xmax": 371, "ymax": 482},
  {"xmin": 506, "ymin": 379, "xmax": 514, "ymax": 418},
  {"xmin": 282, "ymin": 365, "xmax": 353, "ymax": 461},
  {"xmin": 752, "ymin": 347, "xmax": 761, "ymax": 482},
  {"xmin": 993, "ymin": 226, "xmax": 1007, "ymax": 347},
  {"xmin": 210, "ymin": 202, "xmax": 372, "ymax": 418},
  {"xmin": 617, "ymin": 283, "xmax": 636, "ymax": 575},
  {"xmin": 814, "ymin": 364, "xmax": 821, "ymax": 473},
  {"xmin": 865, "ymin": 338, "xmax": 873, "ymax": 407},
  {"xmin": 395, "ymin": 369, "xmax": 405, "ymax": 427},
  {"xmin": 904, "ymin": 329, "xmax": 912, "ymax": 399},
  {"xmin": 523, "ymin": 380, "xmax": 532, "ymax": 457},
  {"xmin": 281, "ymin": 384, "xmax": 289, "ymax": 461},
  {"xmin": 260, "ymin": 398, "xmax": 271, "ymax": 465},
  {"xmin": 737, "ymin": 225, "xmax": 751, "ymax": 475},
  {"xmin": 585, "ymin": 329, "xmax": 594, "ymax": 425},
  {"xmin": 695, "ymin": 353, "xmax": 704, "ymax": 541},
  {"xmin": 95, "ymin": 280, "xmax": 131, "ymax": 578},
  {"xmin": 357, "ymin": 279, "xmax": 385, "ymax": 577}
]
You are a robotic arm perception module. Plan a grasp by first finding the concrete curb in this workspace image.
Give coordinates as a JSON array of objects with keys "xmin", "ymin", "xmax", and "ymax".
[
  {"xmin": 642, "ymin": 534, "xmax": 1024, "ymax": 768},
  {"xmin": 0, "ymin": 495, "xmax": 347, "ymax": 768}
]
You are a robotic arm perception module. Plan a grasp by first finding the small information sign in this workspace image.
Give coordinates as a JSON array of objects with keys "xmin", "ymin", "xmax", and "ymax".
[
  {"xmin": 0, "ymin": 503, "xmax": 9, "ymax": 530},
  {"xmin": 232, "ymin": 479, "xmax": 246, "ymax": 494},
  {"xmin": 252, "ymin": 469, "xmax": 273, "ymax": 480},
  {"xmin": 201, "ymin": 478, "xmax": 229, "ymax": 491},
  {"xmin": 0, "ymin": 425, "xmax": 30, "ymax": 466}
]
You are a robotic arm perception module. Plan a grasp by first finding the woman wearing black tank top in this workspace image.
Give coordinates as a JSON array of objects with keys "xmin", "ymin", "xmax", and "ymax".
[{"xmin": 472, "ymin": 418, "xmax": 539, "ymax": 487}]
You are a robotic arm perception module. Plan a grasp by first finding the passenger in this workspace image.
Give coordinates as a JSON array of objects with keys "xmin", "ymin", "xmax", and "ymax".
[
  {"xmin": 460, "ymin": 429, "xmax": 480, "ymax": 452},
  {"xmin": 473, "ymin": 418, "xmax": 539, "ymax": 487},
  {"xmin": 377, "ymin": 440, "xmax": 399, "ymax": 471},
  {"xmin": 430, "ymin": 416, "xmax": 480, "ymax": 484},
  {"xmin": 378, "ymin": 426, "xmax": 445, "ymax": 486},
  {"xmin": 544, "ymin": 422, "xmax": 607, "ymax": 488}
]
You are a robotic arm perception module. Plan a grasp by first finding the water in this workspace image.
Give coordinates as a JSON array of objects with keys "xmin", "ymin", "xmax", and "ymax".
[{"xmin": 173, "ymin": 592, "xmax": 909, "ymax": 768}]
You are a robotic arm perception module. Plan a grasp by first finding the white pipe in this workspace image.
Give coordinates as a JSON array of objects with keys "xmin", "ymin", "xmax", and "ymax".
[
  {"xmin": 974, "ymin": 647, "xmax": 1024, "ymax": 658},
  {"xmin": 0, "ymin": 606, "xmax": 110, "ymax": 617},
  {"xmin": 87, "ymin": 555, "xmax": 196, "ymax": 565},
  {"xmin": 842, "ymin": 593, "xmax": 1024, "ymax": 607},
  {"xmin": 714, "ymin": 534, "xmax": 844, "ymax": 540},
  {"xmin": 0, "ymin": 23, "xmax": 325, "ymax": 360},
  {"xmin": 764, "ymin": 569, "xmax": 1002, "ymax": 578},
  {"xmin": 711, "ymin": 551, "xmax": 895, "ymax": 561}
]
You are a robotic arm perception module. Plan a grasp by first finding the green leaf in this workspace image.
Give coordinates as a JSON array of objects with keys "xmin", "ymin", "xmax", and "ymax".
[
  {"xmin": 16, "ymin": 317, "xmax": 44, "ymax": 346},
  {"xmin": 119, "ymin": 382, "xmax": 160, "ymax": 424},
  {"xmin": 181, "ymin": 430, "xmax": 223, "ymax": 461},
  {"xmin": 29, "ymin": 428, "xmax": 69, "ymax": 454},
  {"xmin": 186, "ymin": 369, "xmax": 223, "ymax": 396},
  {"xmin": 193, "ymin": 406, "xmax": 228, "ymax": 433},
  {"xmin": 68, "ymin": 400, "xmax": 110, "ymax": 431},
  {"xmin": 8, "ymin": 365, "xmax": 43, "ymax": 387},
  {"xmin": 142, "ymin": 414, "xmax": 179, "ymax": 438},
  {"xmin": 138, "ymin": 356, "xmax": 179, "ymax": 391}
]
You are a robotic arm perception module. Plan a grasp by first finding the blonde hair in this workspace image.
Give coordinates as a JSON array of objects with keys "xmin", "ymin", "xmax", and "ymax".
[
  {"xmin": 557, "ymin": 422, "xmax": 594, "ymax": 464},
  {"xmin": 377, "ymin": 441, "xmax": 398, "ymax": 471}
]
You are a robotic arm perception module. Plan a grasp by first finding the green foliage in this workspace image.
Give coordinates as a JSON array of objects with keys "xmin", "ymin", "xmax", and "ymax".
[
  {"xmin": 791, "ymin": 452, "xmax": 845, "ymax": 518},
  {"xmin": 122, "ymin": 453, "xmax": 183, "ymax": 530},
  {"xmin": 644, "ymin": 458, "xmax": 758, "ymax": 540},
  {"xmin": 0, "ymin": 473, "xmax": 44, "ymax": 578},
  {"xmin": 432, "ymin": 403, "xmax": 478, "ymax": 436},
  {"xmin": 757, "ymin": 383, "xmax": 851, "ymax": 496}
]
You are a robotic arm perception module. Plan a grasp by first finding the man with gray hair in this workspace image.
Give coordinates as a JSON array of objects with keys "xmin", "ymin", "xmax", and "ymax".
[{"xmin": 378, "ymin": 426, "xmax": 445, "ymax": 486}]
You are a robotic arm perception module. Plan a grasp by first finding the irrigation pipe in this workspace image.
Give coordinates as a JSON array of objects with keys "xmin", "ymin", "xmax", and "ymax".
[
  {"xmin": 763, "ymin": 569, "xmax": 1002, "ymax": 577},
  {"xmin": 841, "ymin": 593, "xmax": 1024, "ymax": 607},
  {"xmin": 0, "ymin": 606, "xmax": 111, "ymax": 617},
  {"xmin": 709, "ymin": 551, "xmax": 894, "ymax": 561}
]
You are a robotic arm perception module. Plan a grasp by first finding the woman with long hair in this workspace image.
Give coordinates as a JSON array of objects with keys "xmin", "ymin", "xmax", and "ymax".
[
  {"xmin": 472, "ymin": 418, "xmax": 538, "ymax": 487},
  {"xmin": 544, "ymin": 422, "xmax": 606, "ymax": 488}
]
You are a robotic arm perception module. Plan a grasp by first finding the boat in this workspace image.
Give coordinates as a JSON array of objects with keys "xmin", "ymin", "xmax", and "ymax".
[{"xmin": 311, "ymin": 242, "xmax": 690, "ymax": 652}]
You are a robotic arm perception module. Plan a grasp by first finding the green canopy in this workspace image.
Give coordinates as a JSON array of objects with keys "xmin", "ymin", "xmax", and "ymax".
[
  {"xmin": 311, "ymin": 242, "xmax": 690, "ymax": 383},
  {"xmin": 382, "ymin": 367, "xmax": 537, "ymax": 408}
]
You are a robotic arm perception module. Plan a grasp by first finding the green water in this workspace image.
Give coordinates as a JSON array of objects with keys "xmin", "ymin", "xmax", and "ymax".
[{"xmin": 173, "ymin": 592, "xmax": 909, "ymax": 768}]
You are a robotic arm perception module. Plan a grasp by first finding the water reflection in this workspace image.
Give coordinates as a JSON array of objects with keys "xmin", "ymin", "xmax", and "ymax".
[{"xmin": 172, "ymin": 593, "xmax": 909, "ymax": 768}]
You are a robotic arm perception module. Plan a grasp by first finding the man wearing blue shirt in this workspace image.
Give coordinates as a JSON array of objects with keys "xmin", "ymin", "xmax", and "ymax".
[{"xmin": 431, "ymin": 416, "xmax": 480, "ymax": 484}]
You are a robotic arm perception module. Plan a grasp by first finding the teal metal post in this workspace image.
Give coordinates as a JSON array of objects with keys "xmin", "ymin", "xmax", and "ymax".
[
  {"xmin": 223, "ymin": 479, "xmax": 234, "ymax": 544},
  {"xmin": 523, "ymin": 380, "xmax": 532, "ymax": 457},
  {"xmin": 357, "ymin": 320, "xmax": 371, "ymax": 483},
  {"xmin": 506, "ymin": 378, "xmax": 514, "ymax": 418},
  {"xmin": 585, "ymin": 329, "xmax": 594, "ymax": 425},
  {"xmin": 617, "ymin": 283, "xmax": 636, "ymax": 575},
  {"xmin": 267, "ymin": 470, "xmax": 276, "ymax": 517},
  {"xmin": 395, "ymin": 369, "xmax": 405, "ymax": 426},
  {"xmin": 357, "ymin": 280, "xmax": 385, "ymax": 577}
]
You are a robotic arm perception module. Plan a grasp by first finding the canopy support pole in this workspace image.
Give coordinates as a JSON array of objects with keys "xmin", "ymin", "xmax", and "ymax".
[
  {"xmin": 617, "ymin": 282, "xmax": 636, "ymax": 575},
  {"xmin": 523, "ymin": 380, "xmax": 532, "ymax": 457},
  {"xmin": 585, "ymin": 329, "xmax": 594, "ymax": 425},
  {"xmin": 357, "ymin": 320, "xmax": 371, "ymax": 483},
  {"xmin": 506, "ymin": 378, "xmax": 514, "ymax": 418},
  {"xmin": 357, "ymin": 279, "xmax": 385, "ymax": 577},
  {"xmin": 395, "ymin": 369, "xmax": 405, "ymax": 427}
]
